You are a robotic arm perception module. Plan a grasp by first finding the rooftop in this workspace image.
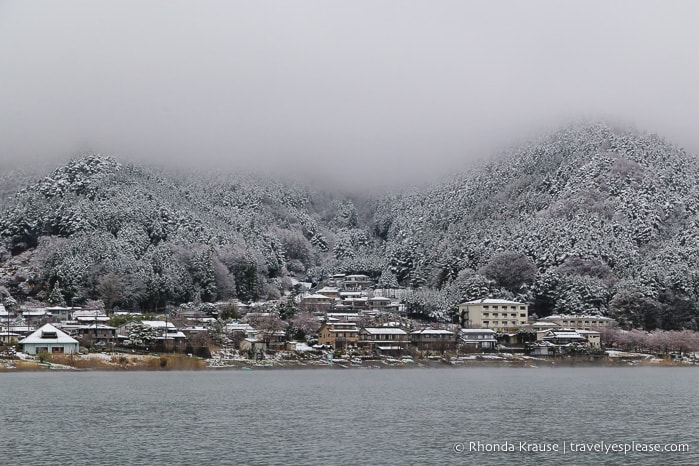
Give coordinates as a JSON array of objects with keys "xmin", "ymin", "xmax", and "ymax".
[{"xmin": 460, "ymin": 299, "xmax": 525, "ymax": 305}]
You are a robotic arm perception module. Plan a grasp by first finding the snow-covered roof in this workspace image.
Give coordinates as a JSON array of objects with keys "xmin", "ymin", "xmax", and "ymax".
[
  {"xmin": 302, "ymin": 294, "xmax": 333, "ymax": 300},
  {"xmin": 460, "ymin": 328, "xmax": 496, "ymax": 334},
  {"xmin": 362, "ymin": 328, "xmax": 407, "ymax": 335},
  {"xmin": 460, "ymin": 299, "xmax": 525, "ymax": 305},
  {"xmin": 72, "ymin": 310, "xmax": 107, "ymax": 318},
  {"xmin": 73, "ymin": 324, "xmax": 115, "ymax": 330},
  {"xmin": 19, "ymin": 323, "xmax": 78, "ymax": 345},
  {"xmin": 322, "ymin": 322, "xmax": 356, "ymax": 327},
  {"xmin": 22, "ymin": 310, "xmax": 51, "ymax": 317},
  {"xmin": 225, "ymin": 323, "xmax": 256, "ymax": 332},
  {"xmin": 141, "ymin": 320, "xmax": 177, "ymax": 329},
  {"xmin": 542, "ymin": 314, "xmax": 613, "ymax": 320},
  {"xmin": 316, "ymin": 287, "xmax": 339, "ymax": 293},
  {"xmin": 288, "ymin": 341, "xmax": 314, "ymax": 351},
  {"xmin": 76, "ymin": 316, "xmax": 110, "ymax": 323},
  {"xmin": 544, "ymin": 331, "xmax": 586, "ymax": 339},
  {"xmin": 411, "ymin": 329, "xmax": 454, "ymax": 335}
]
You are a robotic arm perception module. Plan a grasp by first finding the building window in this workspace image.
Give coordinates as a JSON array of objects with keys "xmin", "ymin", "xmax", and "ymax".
[{"xmin": 520, "ymin": 314, "xmax": 526, "ymax": 318}]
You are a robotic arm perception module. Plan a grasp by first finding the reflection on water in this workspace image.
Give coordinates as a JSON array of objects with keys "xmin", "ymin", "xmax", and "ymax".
[{"xmin": 1, "ymin": 367, "xmax": 697, "ymax": 465}]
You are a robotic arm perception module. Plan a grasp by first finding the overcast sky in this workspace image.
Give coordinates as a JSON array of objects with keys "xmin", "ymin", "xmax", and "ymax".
[{"xmin": 1, "ymin": 1, "xmax": 698, "ymax": 190}]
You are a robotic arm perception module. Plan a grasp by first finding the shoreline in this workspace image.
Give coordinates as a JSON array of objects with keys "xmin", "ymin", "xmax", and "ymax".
[{"xmin": 2, "ymin": 351, "xmax": 697, "ymax": 372}]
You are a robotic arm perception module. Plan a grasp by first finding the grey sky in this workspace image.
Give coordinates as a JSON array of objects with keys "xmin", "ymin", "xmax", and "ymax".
[{"xmin": 1, "ymin": 1, "xmax": 698, "ymax": 190}]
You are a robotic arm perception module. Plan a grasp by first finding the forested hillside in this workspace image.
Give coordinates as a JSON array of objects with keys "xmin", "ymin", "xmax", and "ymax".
[
  {"xmin": 2, "ymin": 122, "xmax": 699, "ymax": 330},
  {"xmin": 0, "ymin": 155, "xmax": 375, "ymax": 310},
  {"xmin": 376, "ymin": 123, "xmax": 699, "ymax": 329}
]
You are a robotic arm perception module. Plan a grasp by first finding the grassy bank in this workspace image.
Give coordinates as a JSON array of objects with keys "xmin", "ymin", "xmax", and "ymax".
[{"xmin": 0, "ymin": 353, "xmax": 207, "ymax": 371}]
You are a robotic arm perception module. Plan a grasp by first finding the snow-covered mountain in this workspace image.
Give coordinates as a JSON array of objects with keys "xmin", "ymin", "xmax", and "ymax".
[
  {"xmin": 1, "ymin": 122, "xmax": 698, "ymax": 329},
  {"xmin": 0, "ymin": 155, "xmax": 375, "ymax": 309},
  {"xmin": 374, "ymin": 122, "xmax": 699, "ymax": 328}
]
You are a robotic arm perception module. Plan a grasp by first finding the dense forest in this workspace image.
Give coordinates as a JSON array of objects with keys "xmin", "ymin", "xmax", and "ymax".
[{"xmin": 2, "ymin": 122, "xmax": 699, "ymax": 330}]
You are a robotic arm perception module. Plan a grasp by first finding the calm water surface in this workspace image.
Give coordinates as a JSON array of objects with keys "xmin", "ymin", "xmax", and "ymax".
[{"xmin": 1, "ymin": 366, "xmax": 697, "ymax": 465}]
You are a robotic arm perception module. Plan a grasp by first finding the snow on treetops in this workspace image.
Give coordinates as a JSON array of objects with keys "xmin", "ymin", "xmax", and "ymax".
[{"xmin": 1, "ymin": 122, "xmax": 699, "ymax": 329}]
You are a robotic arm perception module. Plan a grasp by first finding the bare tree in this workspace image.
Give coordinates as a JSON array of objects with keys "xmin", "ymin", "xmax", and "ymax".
[
  {"xmin": 248, "ymin": 314, "xmax": 287, "ymax": 348},
  {"xmin": 478, "ymin": 252, "xmax": 536, "ymax": 293},
  {"xmin": 290, "ymin": 312, "xmax": 321, "ymax": 339},
  {"xmin": 96, "ymin": 273, "xmax": 124, "ymax": 313}
]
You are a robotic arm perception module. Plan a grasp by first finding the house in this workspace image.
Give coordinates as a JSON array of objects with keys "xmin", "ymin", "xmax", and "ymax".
[
  {"xmin": 367, "ymin": 296, "xmax": 392, "ymax": 310},
  {"xmin": 224, "ymin": 323, "xmax": 258, "ymax": 339},
  {"xmin": 458, "ymin": 299, "xmax": 528, "ymax": 332},
  {"xmin": 459, "ymin": 329, "xmax": 498, "ymax": 352},
  {"xmin": 72, "ymin": 309, "xmax": 108, "ymax": 320},
  {"xmin": 19, "ymin": 323, "xmax": 79, "ymax": 355},
  {"xmin": 300, "ymin": 294, "xmax": 334, "ymax": 313},
  {"xmin": 21, "ymin": 309, "xmax": 52, "ymax": 325},
  {"xmin": 342, "ymin": 274, "xmax": 373, "ymax": 291},
  {"xmin": 71, "ymin": 324, "xmax": 117, "ymax": 347},
  {"xmin": 537, "ymin": 328, "xmax": 601, "ymax": 348},
  {"xmin": 540, "ymin": 329, "xmax": 588, "ymax": 346},
  {"xmin": 0, "ymin": 331, "xmax": 21, "ymax": 344},
  {"xmin": 342, "ymin": 297, "xmax": 368, "ymax": 310},
  {"xmin": 358, "ymin": 327, "xmax": 409, "ymax": 354},
  {"xmin": 410, "ymin": 328, "xmax": 456, "ymax": 351},
  {"xmin": 140, "ymin": 320, "xmax": 187, "ymax": 344},
  {"xmin": 325, "ymin": 312, "xmax": 361, "ymax": 322},
  {"xmin": 240, "ymin": 338, "xmax": 267, "ymax": 353},
  {"xmin": 529, "ymin": 328, "xmax": 601, "ymax": 355},
  {"xmin": 258, "ymin": 330, "xmax": 287, "ymax": 352},
  {"xmin": 316, "ymin": 287, "xmax": 340, "ymax": 299},
  {"xmin": 577, "ymin": 330, "xmax": 601, "ymax": 348},
  {"xmin": 45, "ymin": 306, "xmax": 74, "ymax": 321},
  {"xmin": 317, "ymin": 322, "xmax": 359, "ymax": 350}
]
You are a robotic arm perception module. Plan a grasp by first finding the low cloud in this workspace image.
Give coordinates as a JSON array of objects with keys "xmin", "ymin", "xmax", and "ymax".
[{"xmin": 1, "ymin": 1, "xmax": 698, "ymax": 190}]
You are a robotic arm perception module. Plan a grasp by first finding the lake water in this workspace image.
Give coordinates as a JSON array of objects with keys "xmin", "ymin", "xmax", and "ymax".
[{"xmin": 1, "ymin": 366, "xmax": 697, "ymax": 465}]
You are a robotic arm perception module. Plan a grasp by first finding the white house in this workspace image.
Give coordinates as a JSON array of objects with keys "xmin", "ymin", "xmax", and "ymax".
[{"xmin": 19, "ymin": 323, "xmax": 79, "ymax": 355}]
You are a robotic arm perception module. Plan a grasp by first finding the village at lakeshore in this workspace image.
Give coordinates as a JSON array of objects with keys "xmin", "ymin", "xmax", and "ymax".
[{"xmin": 3, "ymin": 274, "xmax": 699, "ymax": 371}]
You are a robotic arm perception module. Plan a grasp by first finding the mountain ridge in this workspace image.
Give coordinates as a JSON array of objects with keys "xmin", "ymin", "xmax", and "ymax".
[{"xmin": 2, "ymin": 122, "xmax": 699, "ymax": 330}]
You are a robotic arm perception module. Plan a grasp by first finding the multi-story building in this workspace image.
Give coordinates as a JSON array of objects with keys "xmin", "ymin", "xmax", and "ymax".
[
  {"xmin": 410, "ymin": 328, "xmax": 456, "ymax": 351},
  {"xmin": 459, "ymin": 329, "xmax": 498, "ymax": 351},
  {"xmin": 358, "ymin": 327, "xmax": 409, "ymax": 353},
  {"xmin": 342, "ymin": 274, "xmax": 373, "ymax": 291},
  {"xmin": 536, "ymin": 314, "xmax": 616, "ymax": 330},
  {"xmin": 458, "ymin": 299, "xmax": 528, "ymax": 332},
  {"xmin": 300, "ymin": 294, "xmax": 334, "ymax": 313},
  {"xmin": 317, "ymin": 322, "xmax": 359, "ymax": 350}
]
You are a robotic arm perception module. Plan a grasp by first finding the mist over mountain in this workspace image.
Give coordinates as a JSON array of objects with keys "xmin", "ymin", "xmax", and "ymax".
[{"xmin": 1, "ymin": 122, "xmax": 699, "ymax": 330}]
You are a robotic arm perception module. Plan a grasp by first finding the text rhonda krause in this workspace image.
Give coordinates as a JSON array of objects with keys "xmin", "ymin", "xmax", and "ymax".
[{"xmin": 454, "ymin": 441, "xmax": 690, "ymax": 454}]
